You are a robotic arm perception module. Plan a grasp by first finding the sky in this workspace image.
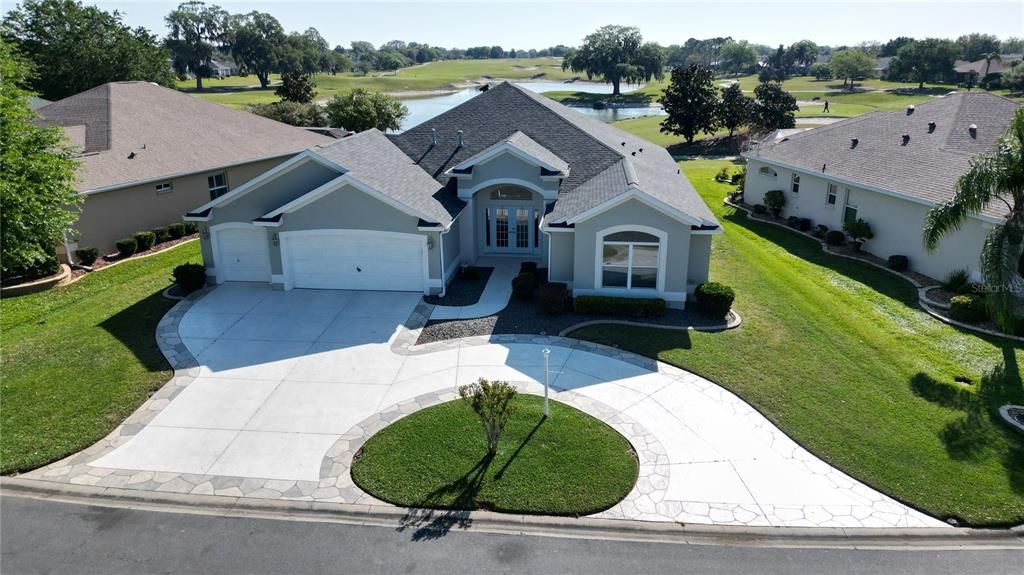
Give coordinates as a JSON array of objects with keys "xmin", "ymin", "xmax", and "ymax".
[{"xmin": 6, "ymin": 0, "xmax": 1022, "ymax": 49}]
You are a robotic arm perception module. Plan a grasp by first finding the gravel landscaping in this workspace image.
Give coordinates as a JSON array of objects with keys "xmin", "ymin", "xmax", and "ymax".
[
  {"xmin": 417, "ymin": 293, "xmax": 732, "ymax": 344},
  {"xmin": 423, "ymin": 267, "xmax": 493, "ymax": 307}
]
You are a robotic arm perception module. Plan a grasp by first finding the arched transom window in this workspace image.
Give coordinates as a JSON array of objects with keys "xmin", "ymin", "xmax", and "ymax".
[{"xmin": 600, "ymin": 229, "xmax": 662, "ymax": 290}]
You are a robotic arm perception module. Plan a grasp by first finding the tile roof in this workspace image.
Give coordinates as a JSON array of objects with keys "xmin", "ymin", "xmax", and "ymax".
[
  {"xmin": 310, "ymin": 129, "xmax": 460, "ymax": 225},
  {"xmin": 388, "ymin": 82, "xmax": 718, "ymax": 228},
  {"xmin": 745, "ymin": 92, "xmax": 1021, "ymax": 220},
  {"xmin": 35, "ymin": 81, "xmax": 332, "ymax": 192}
]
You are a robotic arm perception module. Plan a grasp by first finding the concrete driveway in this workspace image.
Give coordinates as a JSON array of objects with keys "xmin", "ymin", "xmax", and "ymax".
[{"xmin": 74, "ymin": 284, "xmax": 946, "ymax": 528}]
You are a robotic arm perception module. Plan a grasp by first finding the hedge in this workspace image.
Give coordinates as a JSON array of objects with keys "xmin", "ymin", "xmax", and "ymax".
[{"xmin": 116, "ymin": 238, "xmax": 138, "ymax": 258}]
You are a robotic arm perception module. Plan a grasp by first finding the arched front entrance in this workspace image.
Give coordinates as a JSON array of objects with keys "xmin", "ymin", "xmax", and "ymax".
[{"xmin": 476, "ymin": 185, "xmax": 544, "ymax": 256}]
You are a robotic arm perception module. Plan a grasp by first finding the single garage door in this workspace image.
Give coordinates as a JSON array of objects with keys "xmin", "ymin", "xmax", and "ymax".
[
  {"xmin": 214, "ymin": 225, "xmax": 272, "ymax": 283},
  {"xmin": 282, "ymin": 230, "xmax": 426, "ymax": 291}
]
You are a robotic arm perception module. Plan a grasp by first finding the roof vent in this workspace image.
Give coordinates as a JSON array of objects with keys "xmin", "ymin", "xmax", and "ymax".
[
  {"xmin": 457, "ymin": 130, "xmax": 464, "ymax": 147},
  {"xmin": 902, "ymin": 134, "xmax": 910, "ymax": 145},
  {"xmin": 906, "ymin": 105, "xmax": 915, "ymax": 114},
  {"xmin": 431, "ymin": 128, "xmax": 437, "ymax": 145},
  {"xmin": 969, "ymin": 123, "xmax": 978, "ymax": 132},
  {"xmin": 127, "ymin": 151, "xmax": 136, "ymax": 159},
  {"xmin": 639, "ymin": 148, "xmax": 643, "ymax": 153},
  {"xmin": 850, "ymin": 138, "xmax": 859, "ymax": 148},
  {"xmin": 631, "ymin": 151, "xmax": 637, "ymax": 156},
  {"xmin": 928, "ymin": 121, "xmax": 936, "ymax": 133},
  {"xmin": 621, "ymin": 141, "xmax": 626, "ymax": 146}
]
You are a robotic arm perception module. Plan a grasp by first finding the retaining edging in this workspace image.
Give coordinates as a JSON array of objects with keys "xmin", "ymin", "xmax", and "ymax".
[
  {"xmin": 557, "ymin": 309, "xmax": 742, "ymax": 338},
  {"xmin": 0, "ymin": 264, "xmax": 71, "ymax": 297}
]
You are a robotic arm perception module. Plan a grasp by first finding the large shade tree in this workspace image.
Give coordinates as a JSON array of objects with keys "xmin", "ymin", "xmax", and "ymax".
[
  {"xmin": 165, "ymin": 1, "xmax": 227, "ymax": 91},
  {"xmin": 830, "ymin": 50, "xmax": 876, "ymax": 89},
  {"xmin": 224, "ymin": 11, "xmax": 284, "ymax": 88},
  {"xmin": 893, "ymin": 38, "xmax": 961, "ymax": 89},
  {"xmin": 750, "ymin": 82, "xmax": 798, "ymax": 134},
  {"xmin": 718, "ymin": 83, "xmax": 752, "ymax": 137},
  {"xmin": 1, "ymin": 0, "xmax": 175, "ymax": 100},
  {"xmin": 923, "ymin": 109, "xmax": 1024, "ymax": 329},
  {"xmin": 562, "ymin": 25, "xmax": 664, "ymax": 95},
  {"xmin": 659, "ymin": 64, "xmax": 719, "ymax": 144},
  {"xmin": 0, "ymin": 40, "xmax": 80, "ymax": 276},
  {"xmin": 719, "ymin": 41, "xmax": 758, "ymax": 75}
]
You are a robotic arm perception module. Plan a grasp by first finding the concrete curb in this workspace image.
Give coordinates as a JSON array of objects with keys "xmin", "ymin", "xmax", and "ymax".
[
  {"xmin": 557, "ymin": 309, "xmax": 742, "ymax": 337},
  {"xmin": 4, "ymin": 477, "xmax": 1021, "ymax": 549},
  {"xmin": 0, "ymin": 264, "xmax": 71, "ymax": 297}
]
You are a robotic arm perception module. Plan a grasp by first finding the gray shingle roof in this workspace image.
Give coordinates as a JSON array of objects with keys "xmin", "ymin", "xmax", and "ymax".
[
  {"xmin": 455, "ymin": 130, "xmax": 570, "ymax": 174},
  {"xmin": 311, "ymin": 129, "xmax": 459, "ymax": 225},
  {"xmin": 745, "ymin": 92, "xmax": 1021, "ymax": 220},
  {"xmin": 35, "ymin": 81, "xmax": 332, "ymax": 192},
  {"xmin": 389, "ymin": 82, "xmax": 718, "ymax": 228}
]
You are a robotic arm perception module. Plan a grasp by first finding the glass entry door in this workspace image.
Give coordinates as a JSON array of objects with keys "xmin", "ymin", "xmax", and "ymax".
[{"xmin": 491, "ymin": 207, "xmax": 533, "ymax": 253}]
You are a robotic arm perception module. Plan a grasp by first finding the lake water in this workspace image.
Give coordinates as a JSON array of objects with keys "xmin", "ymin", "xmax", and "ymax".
[{"xmin": 398, "ymin": 82, "xmax": 666, "ymax": 131}]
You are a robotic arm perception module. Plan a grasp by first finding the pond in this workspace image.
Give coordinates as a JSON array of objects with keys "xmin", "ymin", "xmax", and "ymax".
[{"xmin": 398, "ymin": 82, "xmax": 665, "ymax": 131}]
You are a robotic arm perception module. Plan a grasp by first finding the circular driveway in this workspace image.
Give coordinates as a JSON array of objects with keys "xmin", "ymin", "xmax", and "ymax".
[{"xmin": 29, "ymin": 284, "xmax": 946, "ymax": 528}]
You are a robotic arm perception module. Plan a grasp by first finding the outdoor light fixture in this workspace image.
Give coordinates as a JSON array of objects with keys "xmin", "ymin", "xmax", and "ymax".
[
  {"xmin": 427, "ymin": 236, "xmax": 434, "ymax": 249},
  {"xmin": 200, "ymin": 227, "xmax": 209, "ymax": 239},
  {"xmin": 272, "ymin": 233, "xmax": 279, "ymax": 246}
]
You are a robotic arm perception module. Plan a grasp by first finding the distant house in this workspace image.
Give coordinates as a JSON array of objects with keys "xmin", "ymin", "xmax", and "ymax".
[
  {"xmin": 874, "ymin": 57, "xmax": 893, "ymax": 80},
  {"xmin": 34, "ymin": 81, "xmax": 332, "ymax": 258},
  {"xmin": 954, "ymin": 54, "xmax": 1022, "ymax": 82},
  {"xmin": 210, "ymin": 59, "xmax": 240, "ymax": 79},
  {"xmin": 743, "ymin": 92, "xmax": 1021, "ymax": 281}
]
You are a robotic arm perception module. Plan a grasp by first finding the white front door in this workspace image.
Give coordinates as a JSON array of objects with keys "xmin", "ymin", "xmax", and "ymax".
[
  {"xmin": 214, "ymin": 225, "xmax": 271, "ymax": 283},
  {"xmin": 490, "ymin": 206, "xmax": 533, "ymax": 254},
  {"xmin": 281, "ymin": 230, "xmax": 427, "ymax": 292}
]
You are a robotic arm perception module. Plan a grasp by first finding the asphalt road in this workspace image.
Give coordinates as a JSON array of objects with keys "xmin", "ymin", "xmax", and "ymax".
[{"xmin": 1, "ymin": 495, "xmax": 1018, "ymax": 575}]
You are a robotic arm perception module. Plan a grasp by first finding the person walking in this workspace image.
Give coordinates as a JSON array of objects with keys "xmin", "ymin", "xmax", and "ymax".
[{"xmin": 823, "ymin": 100, "xmax": 830, "ymax": 113}]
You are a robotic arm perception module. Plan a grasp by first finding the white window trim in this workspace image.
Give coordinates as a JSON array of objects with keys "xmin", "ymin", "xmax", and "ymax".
[
  {"xmin": 594, "ymin": 224, "xmax": 667, "ymax": 294},
  {"xmin": 208, "ymin": 172, "xmax": 229, "ymax": 200},
  {"xmin": 826, "ymin": 183, "xmax": 838, "ymax": 207},
  {"xmin": 155, "ymin": 181, "xmax": 173, "ymax": 194},
  {"xmin": 759, "ymin": 166, "xmax": 778, "ymax": 178},
  {"xmin": 791, "ymin": 173, "xmax": 800, "ymax": 194}
]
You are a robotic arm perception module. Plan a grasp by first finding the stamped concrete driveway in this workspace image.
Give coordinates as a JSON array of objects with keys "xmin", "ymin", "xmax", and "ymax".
[{"xmin": 80, "ymin": 284, "xmax": 946, "ymax": 528}]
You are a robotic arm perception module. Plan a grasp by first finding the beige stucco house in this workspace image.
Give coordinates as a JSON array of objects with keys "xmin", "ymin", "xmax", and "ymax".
[
  {"xmin": 185, "ymin": 82, "xmax": 721, "ymax": 308},
  {"xmin": 743, "ymin": 92, "xmax": 1021, "ymax": 281},
  {"xmin": 35, "ymin": 81, "xmax": 331, "ymax": 259}
]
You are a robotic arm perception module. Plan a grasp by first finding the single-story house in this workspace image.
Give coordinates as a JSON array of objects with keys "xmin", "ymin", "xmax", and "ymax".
[
  {"xmin": 743, "ymin": 92, "xmax": 1021, "ymax": 281},
  {"xmin": 35, "ymin": 81, "xmax": 332, "ymax": 258},
  {"xmin": 210, "ymin": 59, "xmax": 240, "ymax": 79},
  {"xmin": 954, "ymin": 54, "xmax": 1022, "ymax": 81},
  {"xmin": 185, "ymin": 82, "xmax": 721, "ymax": 308}
]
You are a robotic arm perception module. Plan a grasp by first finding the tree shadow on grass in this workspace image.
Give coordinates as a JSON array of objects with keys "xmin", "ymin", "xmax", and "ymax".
[
  {"xmin": 494, "ymin": 416, "xmax": 544, "ymax": 480},
  {"xmin": 910, "ymin": 346, "xmax": 1024, "ymax": 496},
  {"xmin": 397, "ymin": 452, "xmax": 494, "ymax": 541},
  {"xmin": 98, "ymin": 290, "xmax": 175, "ymax": 373}
]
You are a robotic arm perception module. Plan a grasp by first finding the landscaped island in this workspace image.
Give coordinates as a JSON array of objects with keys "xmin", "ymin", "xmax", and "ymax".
[{"xmin": 351, "ymin": 395, "xmax": 638, "ymax": 515}]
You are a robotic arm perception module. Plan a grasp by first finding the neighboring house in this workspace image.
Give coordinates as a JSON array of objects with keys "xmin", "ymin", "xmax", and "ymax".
[
  {"xmin": 35, "ymin": 81, "xmax": 332, "ymax": 258},
  {"xmin": 185, "ymin": 82, "xmax": 721, "ymax": 308},
  {"xmin": 874, "ymin": 57, "xmax": 893, "ymax": 80},
  {"xmin": 210, "ymin": 59, "xmax": 240, "ymax": 79},
  {"xmin": 743, "ymin": 92, "xmax": 1021, "ymax": 281},
  {"xmin": 954, "ymin": 54, "xmax": 1023, "ymax": 81}
]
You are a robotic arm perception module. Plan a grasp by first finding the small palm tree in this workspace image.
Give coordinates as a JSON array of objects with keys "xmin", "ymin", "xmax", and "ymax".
[{"xmin": 923, "ymin": 108, "xmax": 1024, "ymax": 328}]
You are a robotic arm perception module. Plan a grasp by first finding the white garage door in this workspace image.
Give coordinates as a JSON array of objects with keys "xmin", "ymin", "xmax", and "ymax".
[
  {"xmin": 282, "ymin": 230, "xmax": 426, "ymax": 291},
  {"xmin": 214, "ymin": 225, "xmax": 271, "ymax": 283}
]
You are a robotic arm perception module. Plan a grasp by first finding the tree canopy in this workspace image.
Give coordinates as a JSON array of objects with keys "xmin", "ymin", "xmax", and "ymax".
[
  {"xmin": 275, "ymin": 69, "xmax": 315, "ymax": 103},
  {"xmin": 892, "ymin": 38, "xmax": 961, "ymax": 89},
  {"xmin": 562, "ymin": 25, "xmax": 664, "ymax": 95},
  {"xmin": 249, "ymin": 101, "xmax": 326, "ymax": 126},
  {"xmin": 0, "ymin": 40, "xmax": 80, "ymax": 276},
  {"xmin": 750, "ymin": 82, "xmax": 798, "ymax": 134},
  {"xmin": 830, "ymin": 50, "xmax": 876, "ymax": 88},
  {"xmin": 165, "ymin": 1, "xmax": 227, "ymax": 91},
  {"xmin": 659, "ymin": 64, "xmax": 719, "ymax": 144},
  {"xmin": 324, "ymin": 88, "xmax": 408, "ymax": 132},
  {"xmin": 956, "ymin": 33, "xmax": 1001, "ymax": 61},
  {"xmin": 788, "ymin": 39, "xmax": 820, "ymax": 69},
  {"xmin": 1, "ymin": 0, "xmax": 175, "ymax": 100},
  {"xmin": 719, "ymin": 41, "xmax": 758, "ymax": 75},
  {"xmin": 224, "ymin": 11, "xmax": 284, "ymax": 88},
  {"xmin": 718, "ymin": 83, "xmax": 752, "ymax": 137}
]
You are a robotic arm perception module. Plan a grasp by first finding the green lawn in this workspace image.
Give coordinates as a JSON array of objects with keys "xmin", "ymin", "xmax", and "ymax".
[
  {"xmin": 0, "ymin": 241, "xmax": 202, "ymax": 474},
  {"xmin": 570, "ymin": 160, "xmax": 1024, "ymax": 527},
  {"xmin": 185, "ymin": 58, "xmax": 579, "ymax": 108},
  {"xmin": 728, "ymin": 74, "xmax": 957, "ymax": 93},
  {"xmin": 351, "ymin": 395, "xmax": 638, "ymax": 515}
]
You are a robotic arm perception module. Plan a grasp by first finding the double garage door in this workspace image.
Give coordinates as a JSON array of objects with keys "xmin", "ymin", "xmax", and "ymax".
[
  {"xmin": 214, "ymin": 227, "xmax": 427, "ymax": 292},
  {"xmin": 281, "ymin": 230, "xmax": 427, "ymax": 292}
]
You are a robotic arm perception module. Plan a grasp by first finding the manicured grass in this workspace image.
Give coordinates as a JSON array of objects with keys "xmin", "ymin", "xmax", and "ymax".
[
  {"xmin": 611, "ymin": 115, "xmax": 741, "ymax": 151},
  {"xmin": 0, "ymin": 241, "xmax": 203, "ymax": 474},
  {"xmin": 186, "ymin": 58, "xmax": 579, "ymax": 108},
  {"xmin": 351, "ymin": 395, "xmax": 638, "ymax": 515},
  {"xmin": 569, "ymin": 160, "xmax": 1024, "ymax": 527},
  {"xmin": 728, "ymin": 74, "xmax": 957, "ymax": 93}
]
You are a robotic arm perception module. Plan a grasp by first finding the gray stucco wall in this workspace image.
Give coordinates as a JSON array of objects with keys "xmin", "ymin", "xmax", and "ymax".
[
  {"xmin": 547, "ymin": 232, "xmax": 575, "ymax": 284},
  {"xmin": 744, "ymin": 158, "xmax": 992, "ymax": 281},
  {"xmin": 572, "ymin": 199, "xmax": 695, "ymax": 306},
  {"xmin": 687, "ymin": 234, "xmax": 712, "ymax": 288},
  {"xmin": 442, "ymin": 213, "xmax": 462, "ymax": 281},
  {"xmin": 459, "ymin": 153, "xmax": 560, "ymax": 199}
]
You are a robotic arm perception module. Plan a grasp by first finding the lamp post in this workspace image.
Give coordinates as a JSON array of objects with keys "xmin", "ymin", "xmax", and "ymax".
[{"xmin": 542, "ymin": 348, "xmax": 551, "ymax": 418}]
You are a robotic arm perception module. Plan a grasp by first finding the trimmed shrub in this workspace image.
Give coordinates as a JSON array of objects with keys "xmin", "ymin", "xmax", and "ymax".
[
  {"xmin": 151, "ymin": 227, "xmax": 170, "ymax": 244},
  {"xmin": 74, "ymin": 247, "xmax": 100, "ymax": 266},
  {"xmin": 133, "ymin": 231, "xmax": 156, "ymax": 251},
  {"xmin": 797, "ymin": 218, "xmax": 812, "ymax": 232},
  {"xmin": 539, "ymin": 282, "xmax": 569, "ymax": 316},
  {"xmin": 787, "ymin": 216, "xmax": 801, "ymax": 229},
  {"xmin": 574, "ymin": 295, "xmax": 667, "ymax": 318},
  {"xmin": 943, "ymin": 269, "xmax": 970, "ymax": 292},
  {"xmin": 715, "ymin": 166, "xmax": 731, "ymax": 182},
  {"xmin": 520, "ymin": 261, "xmax": 538, "ymax": 276},
  {"xmin": 949, "ymin": 294, "xmax": 988, "ymax": 323},
  {"xmin": 173, "ymin": 263, "xmax": 207, "ymax": 294},
  {"xmin": 763, "ymin": 189, "xmax": 785, "ymax": 216},
  {"xmin": 825, "ymin": 230, "xmax": 845, "ymax": 246},
  {"xmin": 167, "ymin": 222, "xmax": 186, "ymax": 239},
  {"xmin": 16, "ymin": 253, "xmax": 60, "ymax": 280},
  {"xmin": 887, "ymin": 255, "xmax": 909, "ymax": 272},
  {"xmin": 842, "ymin": 218, "xmax": 874, "ymax": 246},
  {"xmin": 752, "ymin": 204, "xmax": 767, "ymax": 215},
  {"xmin": 116, "ymin": 237, "xmax": 138, "ymax": 257},
  {"xmin": 183, "ymin": 221, "xmax": 199, "ymax": 235},
  {"xmin": 512, "ymin": 272, "xmax": 537, "ymax": 300},
  {"xmin": 812, "ymin": 224, "xmax": 829, "ymax": 238},
  {"xmin": 694, "ymin": 281, "xmax": 736, "ymax": 319}
]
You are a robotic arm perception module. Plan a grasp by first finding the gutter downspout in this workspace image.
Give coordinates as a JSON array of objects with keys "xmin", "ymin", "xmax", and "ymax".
[
  {"xmin": 438, "ymin": 228, "xmax": 447, "ymax": 298},
  {"xmin": 62, "ymin": 232, "xmax": 77, "ymax": 267}
]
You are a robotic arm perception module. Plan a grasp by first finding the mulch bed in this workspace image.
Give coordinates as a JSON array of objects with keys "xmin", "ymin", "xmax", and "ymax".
[
  {"xmin": 69, "ymin": 234, "xmax": 199, "ymax": 280},
  {"xmin": 417, "ymin": 292, "xmax": 730, "ymax": 345},
  {"xmin": 423, "ymin": 267, "xmax": 494, "ymax": 307}
]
